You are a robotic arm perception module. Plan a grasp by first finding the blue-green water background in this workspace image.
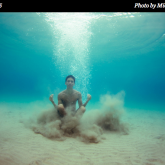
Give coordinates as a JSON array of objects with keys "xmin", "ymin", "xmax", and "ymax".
[{"xmin": 0, "ymin": 12, "xmax": 165, "ymax": 111}]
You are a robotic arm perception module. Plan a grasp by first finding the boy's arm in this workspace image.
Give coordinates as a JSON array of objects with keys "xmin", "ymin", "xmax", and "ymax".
[
  {"xmin": 83, "ymin": 94, "xmax": 92, "ymax": 107},
  {"xmin": 78, "ymin": 93, "xmax": 91, "ymax": 107},
  {"xmin": 49, "ymin": 94, "xmax": 58, "ymax": 109},
  {"xmin": 78, "ymin": 93, "xmax": 83, "ymax": 108},
  {"xmin": 58, "ymin": 94, "xmax": 63, "ymax": 105}
]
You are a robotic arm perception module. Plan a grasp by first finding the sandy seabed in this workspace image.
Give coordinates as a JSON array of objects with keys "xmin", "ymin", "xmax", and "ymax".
[{"xmin": 0, "ymin": 96, "xmax": 165, "ymax": 165}]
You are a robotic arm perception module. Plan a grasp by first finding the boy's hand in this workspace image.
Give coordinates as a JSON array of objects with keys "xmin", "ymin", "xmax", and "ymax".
[
  {"xmin": 49, "ymin": 94, "xmax": 54, "ymax": 102},
  {"xmin": 87, "ymin": 94, "xmax": 91, "ymax": 100}
]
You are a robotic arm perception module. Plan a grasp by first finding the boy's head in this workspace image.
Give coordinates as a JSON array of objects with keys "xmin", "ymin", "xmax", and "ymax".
[{"xmin": 65, "ymin": 75, "xmax": 75, "ymax": 83}]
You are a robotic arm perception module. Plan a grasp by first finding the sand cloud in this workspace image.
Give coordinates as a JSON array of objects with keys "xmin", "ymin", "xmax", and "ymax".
[{"xmin": 24, "ymin": 91, "xmax": 129, "ymax": 143}]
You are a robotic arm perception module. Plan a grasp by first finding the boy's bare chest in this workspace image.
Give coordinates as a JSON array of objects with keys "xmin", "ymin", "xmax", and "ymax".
[{"xmin": 62, "ymin": 93, "xmax": 79, "ymax": 104}]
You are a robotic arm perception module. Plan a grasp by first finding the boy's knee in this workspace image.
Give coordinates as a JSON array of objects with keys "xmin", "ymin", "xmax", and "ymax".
[
  {"xmin": 57, "ymin": 104, "xmax": 65, "ymax": 113},
  {"xmin": 80, "ymin": 106, "xmax": 86, "ymax": 113},
  {"xmin": 58, "ymin": 104, "xmax": 64, "ymax": 108},
  {"xmin": 57, "ymin": 104, "xmax": 66, "ymax": 116}
]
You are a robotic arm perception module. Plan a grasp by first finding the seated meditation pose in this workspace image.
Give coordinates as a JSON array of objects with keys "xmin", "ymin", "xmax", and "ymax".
[{"xmin": 49, "ymin": 75, "xmax": 91, "ymax": 118}]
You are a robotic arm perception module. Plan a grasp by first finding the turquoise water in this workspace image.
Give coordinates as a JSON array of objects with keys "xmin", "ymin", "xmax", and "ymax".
[{"xmin": 0, "ymin": 12, "xmax": 165, "ymax": 111}]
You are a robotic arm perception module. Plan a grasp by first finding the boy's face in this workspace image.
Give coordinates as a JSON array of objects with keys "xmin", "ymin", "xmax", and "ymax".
[{"xmin": 65, "ymin": 78, "xmax": 75, "ymax": 88}]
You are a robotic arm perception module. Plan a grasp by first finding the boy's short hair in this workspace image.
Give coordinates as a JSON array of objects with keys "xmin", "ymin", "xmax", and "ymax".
[{"xmin": 65, "ymin": 75, "xmax": 75, "ymax": 83}]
